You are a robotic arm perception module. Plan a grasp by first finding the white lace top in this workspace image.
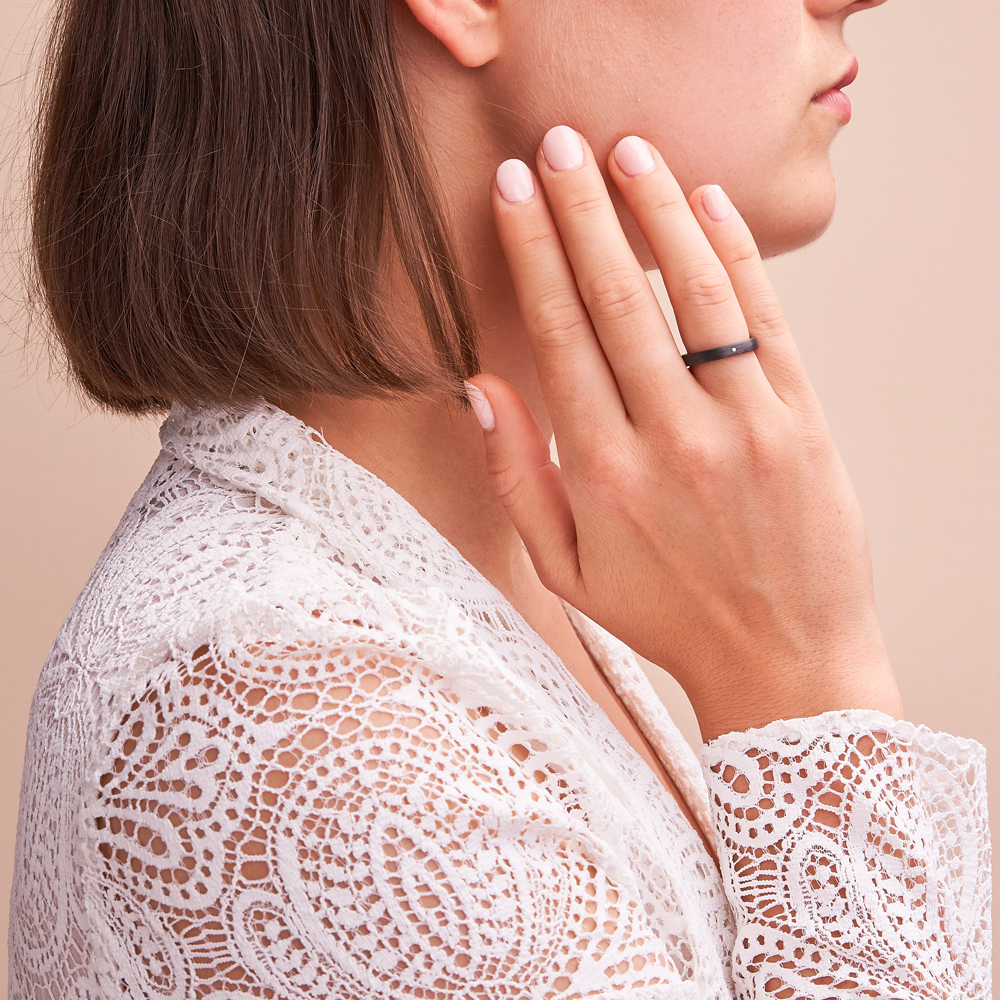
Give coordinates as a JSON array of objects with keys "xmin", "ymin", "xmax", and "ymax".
[{"xmin": 9, "ymin": 402, "xmax": 991, "ymax": 999}]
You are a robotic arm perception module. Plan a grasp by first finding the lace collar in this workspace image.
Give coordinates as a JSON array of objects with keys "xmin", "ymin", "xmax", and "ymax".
[{"xmin": 160, "ymin": 400, "xmax": 711, "ymax": 828}]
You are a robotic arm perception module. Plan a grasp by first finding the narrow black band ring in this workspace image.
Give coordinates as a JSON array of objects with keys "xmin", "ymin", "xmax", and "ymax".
[{"xmin": 682, "ymin": 337, "xmax": 759, "ymax": 368}]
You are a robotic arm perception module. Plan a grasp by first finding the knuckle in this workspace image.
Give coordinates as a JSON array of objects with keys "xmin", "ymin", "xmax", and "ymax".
[
  {"xmin": 651, "ymin": 188, "xmax": 689, "ymax": 213},
  {"xmin": 645, "ymin": 189, "xmax": 690, "ymax": 222},
  {"xmin": 676, "ymin": 265, "xmax": 735, "ymax": 310},
  {"xmin": 750, "ymin": 295, "xmax": 788, "ymax": 337},
  {"xmin": 577, "ymin": 440, "xmax": 620, "ymax": 487},
  {"xmin": 563, "ymin": 190, "xmax": 610, "ymax": 220},
  {"xmin": 587, "ymin": 266, "xmax": 650, "ymax": 323},
  {"xmin": 486, "ymin": 457, "xmax": 526, "ymax": 506},
  {"xmin": 575, "ymin": 431, "xmax": 633, "ymax": 494},
  {"xmin": 518, "ymin": 229, "xmax": 563, "ymax": 259},
  {"xmin": 740, "ymin": 420, "xmax": 785, "ymax": 475},
  {"xmin": 524, "ymin": 295, "xmax": 591, "ymax": 346},
  {"xmin": 666, "ymin": 426, "xmax": 722, "ymax": 480},
  {"xmin": 798, "ymin": 414, "xmax": 836, "ymax": 464},
  {"xmin": 723, "ymin": 240, "xmax": 761, "ymax": 271},
  {"xmin": 579, "ymin": 462, "xmax": 624, "ymax": 499},
  {"xmin": 738, "ymin": 408, "xmax": 821, "ymax": 475},
  {"xmin": 534, "ymin": 562, "xmax": 569, "ymax": 601}
]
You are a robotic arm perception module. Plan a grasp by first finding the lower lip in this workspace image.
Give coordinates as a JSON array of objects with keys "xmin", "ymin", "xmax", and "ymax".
[{"xmin": 811, "ymin": 87, "xmax": 852, "ymax": 124}]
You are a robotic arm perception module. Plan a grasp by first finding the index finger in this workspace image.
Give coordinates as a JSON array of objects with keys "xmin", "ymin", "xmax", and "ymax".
[{"xmin": 490, "ymin": 158, "xmax": 627, "ymax": 447}]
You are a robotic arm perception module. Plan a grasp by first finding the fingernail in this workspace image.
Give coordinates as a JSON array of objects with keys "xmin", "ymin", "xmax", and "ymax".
[
  {"xmin": 701, "ymin": 184, "xmax": 731, "ymax": 223},
  {"xmin": 541, "ymin": 125, "xmax": 584, "ymax": 171},
  {"xmin": 464, "ymin": 381, "xmax": 496, "ymax": 431},
  {"xmin": 614, "ymin": 136, "xmax": 655, "ymax": 178},
  {"xmin": 496, "ymin": 159, "xmax": 535, "ymax": 204}
]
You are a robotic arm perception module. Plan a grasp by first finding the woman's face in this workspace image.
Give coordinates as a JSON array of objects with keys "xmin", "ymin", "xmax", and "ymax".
[{"xmin": 485, "ymin": 0, "xmax": 887, "ymax": 259}]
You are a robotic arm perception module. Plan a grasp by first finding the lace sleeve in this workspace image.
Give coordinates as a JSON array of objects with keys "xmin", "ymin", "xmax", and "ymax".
[
  {"xmin": 700, "ymin": 711, "xmax": 991, "ymax": 999},
  {"xmin": 85, "ymin": 636, "xmax": 697, "ymax": 999}
]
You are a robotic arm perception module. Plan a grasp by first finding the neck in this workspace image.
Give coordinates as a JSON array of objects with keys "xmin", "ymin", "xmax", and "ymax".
[
  {"xmin": 286, "ymin": 389, "xmax": 535, "ymax": 603},
  {"xmin": 287, "ymin": 19, "xmax": 553, "ymax": 609}
]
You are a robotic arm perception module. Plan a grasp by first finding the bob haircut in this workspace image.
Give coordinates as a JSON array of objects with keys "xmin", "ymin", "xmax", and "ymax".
[{"xmin": 31, "ymin": 0, "xmax": 480, "ymax": 415}]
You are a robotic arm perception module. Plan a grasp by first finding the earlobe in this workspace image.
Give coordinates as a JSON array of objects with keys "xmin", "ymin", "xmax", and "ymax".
[{"xmin": 400, "ymin": 0, "xmax": 499, "ymax": 68}]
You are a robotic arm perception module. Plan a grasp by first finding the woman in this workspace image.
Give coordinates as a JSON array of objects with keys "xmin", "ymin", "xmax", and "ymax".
[{"xmin": 9, "ymin": 0, "xmax": 990, "ymax": 996}]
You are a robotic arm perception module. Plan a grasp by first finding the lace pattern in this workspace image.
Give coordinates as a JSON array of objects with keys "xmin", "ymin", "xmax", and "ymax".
[
  {"xmin": 703, "ymin": 714, "xmax": 991, "ymax": 998},
  {"xmin": 9, "ymin": 402, "xmax": 990, "ymax": 999}
]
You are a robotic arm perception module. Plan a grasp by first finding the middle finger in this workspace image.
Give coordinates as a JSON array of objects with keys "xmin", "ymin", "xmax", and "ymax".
[{"xmin": 534, "ymin": 126, "xmax": 691, "ymax": 423}]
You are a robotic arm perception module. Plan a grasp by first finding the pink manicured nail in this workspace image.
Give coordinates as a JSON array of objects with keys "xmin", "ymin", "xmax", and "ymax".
[
  {"xmin": 701, "ymin": 184, "xmax": 731, "ymax": 222},
  {"xmin": 464, "ymin": 382, "xmax": 496, "ymax": 431},
  {"xmin": 496, "ymin": 159, "xmax": 535, "ymax": 204},
  {"xmin": 614, "ymin": 136, "xmax": 654, "ymax": 178},
  {"xmin": 541, "ymin": 126, "xmax": 584, "ymax": 171}
]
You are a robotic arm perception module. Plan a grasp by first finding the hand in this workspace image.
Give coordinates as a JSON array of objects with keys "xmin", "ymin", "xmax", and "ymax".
[{"xmin": 467, "ymin": 127, "xmax": 903, "ymax": 741}]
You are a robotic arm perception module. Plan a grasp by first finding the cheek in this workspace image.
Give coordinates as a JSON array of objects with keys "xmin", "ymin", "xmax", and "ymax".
[
  {"xmin": 628, "ymin": 6, "xmax": 808, "ymax": 179},
  {"xmin": 497, "ymin": 0, "xmax": 836, "ymax": 256},
  {"xmin": 600, "ymin": 7, "xmax": 836, "ymax": 257}
]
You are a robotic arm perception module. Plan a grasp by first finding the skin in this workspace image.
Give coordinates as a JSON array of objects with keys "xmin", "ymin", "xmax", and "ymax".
[{"xmin": 287, "ymin": 0, "xmax": 902, "ymax": 848}]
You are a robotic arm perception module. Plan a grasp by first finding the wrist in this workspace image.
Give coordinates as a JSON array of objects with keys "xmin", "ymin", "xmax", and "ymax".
[{"xmin": 685, "ymin": 649, "xmax": 903, "ymax": 744}]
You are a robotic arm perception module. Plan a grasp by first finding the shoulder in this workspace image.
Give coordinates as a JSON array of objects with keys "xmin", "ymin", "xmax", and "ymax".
[
  {"xmin": 64, "ymin": 446, "xmax": 412, "ymax": 657},
  {"xmin": 79, "ymin": 622, "xmax": 687, "ymax": 1000}
]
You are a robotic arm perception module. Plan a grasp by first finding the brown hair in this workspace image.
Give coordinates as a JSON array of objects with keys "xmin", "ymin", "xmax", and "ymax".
[{"xmin": 30, "ymin": 0, "xmax": 480, "ymax": 415}]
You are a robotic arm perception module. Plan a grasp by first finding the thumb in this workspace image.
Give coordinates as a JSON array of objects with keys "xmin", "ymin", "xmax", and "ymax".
[{"xmin": 465, "ymin": 376, "xmax": 581, "ymax": 599}]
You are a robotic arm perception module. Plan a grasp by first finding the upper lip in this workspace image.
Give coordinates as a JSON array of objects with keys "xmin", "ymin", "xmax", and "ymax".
[{"xmin": 814, "ymin": 56, "xmax": 859, "ymax": 98}]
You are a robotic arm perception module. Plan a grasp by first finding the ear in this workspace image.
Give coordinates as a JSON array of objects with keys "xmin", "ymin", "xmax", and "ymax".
[{"xmin": 398, "ymin": 0, "xmax": 500, "ymax": 68}]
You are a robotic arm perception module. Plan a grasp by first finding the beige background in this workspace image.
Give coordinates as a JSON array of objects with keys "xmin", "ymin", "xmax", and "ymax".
[{"xmin": 1, "ymin": 0, "xmax": 997, "ymax": 982}]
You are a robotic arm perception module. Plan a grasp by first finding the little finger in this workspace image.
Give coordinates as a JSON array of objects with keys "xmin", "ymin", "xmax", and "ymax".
[{"xmin": 689, "ymin": 184, "xmax": 819, "ymax": 412}]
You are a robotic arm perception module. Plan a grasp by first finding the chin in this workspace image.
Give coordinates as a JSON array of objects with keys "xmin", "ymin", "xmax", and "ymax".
[
  {"xmin": 745, "ymin": 164, "xmax": 838, "ymax": 260},
  {"xmin": 751, "ymin": 201, "xmax": 836, "ymax": 259},
  {"xmin": 618, "ymin": 162, "xmax": 838, "ymax": 269}
]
